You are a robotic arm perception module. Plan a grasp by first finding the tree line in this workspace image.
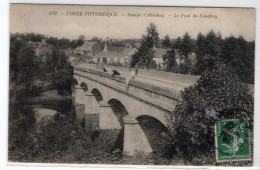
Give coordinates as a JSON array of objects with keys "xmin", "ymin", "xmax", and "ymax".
[
  {"xmin": 9, "ymin": 33, "xmax": 74, "ymax": 101},
  {"xmin": 10, "ymin": 33, "xmax": 85, "ymax": 49},
  {"xmin": 131, "ymin": 23, "xmax": 255, "ymax": 84}
]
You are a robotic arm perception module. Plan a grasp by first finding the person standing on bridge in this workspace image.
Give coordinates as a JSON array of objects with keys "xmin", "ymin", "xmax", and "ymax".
[{"xmin": 125, "ymin": 68, "xmax": 138, "ymax": 91}]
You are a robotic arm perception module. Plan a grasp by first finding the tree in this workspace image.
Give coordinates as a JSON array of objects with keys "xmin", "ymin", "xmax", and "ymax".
[
  {"xmin": 220, "ymin": 35, "xmax": 254, "ymax": 84},
  {"xmin": 167, "ymin": 63, "xmax": 253, "ymax": 164},
  {"xmin": 76, "ymin": 35, "xmax": 85, "ymax": 47},
  {"xmin": 205, "ymin": 30, "xmax": 222, "ymax": 58},
  {"xmin": 174, "ymin": 33, "xmax": 193, "ymax": 74},
  {"xmin": 162, "ymin": 35, "xmax": 171, "ymax": 49},
  {"xmin": 131, "ymin": 23, "xmax": 159, "ymax": 69},
  {"xmin": 146, "ymin": 22, "xmax": 159, "ymax": 48},
  {"xmin": 9, "ymin": 37, "xmax": 24, "ymax": 100},
  {"xmin": 46, "ymin": 48, "xmax": 74, "ymax": 95},
  {"xmin": 78, "ymin": 35, "xmax": 85, "ymax": 41},
  {"xmin": 194, "ymin": 32, "xmax": 206, "ymax": 74},
  {"xmin": 9, "ymin": 38, "xmax": 43, "ymax": 100},
  {"xmin": 194, "ymin": 30, "xmax": 222, "ymax": 75},
  {"xmin": 163, "ymin": 48, "xmax": 177, "ymax": 72}
]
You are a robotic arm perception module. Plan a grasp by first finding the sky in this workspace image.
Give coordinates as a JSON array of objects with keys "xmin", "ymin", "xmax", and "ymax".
[{"xmin": 10, "ymin": 4, "xmax": 256, "ymax": 41}]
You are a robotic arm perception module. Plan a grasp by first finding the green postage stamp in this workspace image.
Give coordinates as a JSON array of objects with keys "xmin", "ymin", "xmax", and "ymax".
[{"xmin": 215, "ymin": 119, "xmax": 251, "ymax": 162}]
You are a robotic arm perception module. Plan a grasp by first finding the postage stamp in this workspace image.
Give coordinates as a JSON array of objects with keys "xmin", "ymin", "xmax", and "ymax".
[{"xmin": 215, "ymin": 119, "xmax": 251, "ymax": 162}]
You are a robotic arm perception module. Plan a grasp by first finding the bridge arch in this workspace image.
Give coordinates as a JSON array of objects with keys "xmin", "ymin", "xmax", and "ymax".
[
  {"xmin": 107, "ymin": 99, "xmax": 128, "ymax": 128},
  {"xmin": 136, "ymin": 115, "xmax": 170, "ymax": 153},
  {"xmin": 91, "ymin": 88, "xmax": 103, "ymax": 103},
  {"xmin": 80, "ymin": 82, "xmax": 88, "ymax": 92}
]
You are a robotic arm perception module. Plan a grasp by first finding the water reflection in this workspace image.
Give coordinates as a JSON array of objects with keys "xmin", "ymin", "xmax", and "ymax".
[
  {"xmin": 34, "ymin": 108, "xmax": 56, "ymax": 121},
  {"xmin": 9, "ymin": 99, "xmax": 73, "ymax": 129}
]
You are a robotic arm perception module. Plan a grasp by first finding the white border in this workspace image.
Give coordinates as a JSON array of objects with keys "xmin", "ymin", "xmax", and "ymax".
[{"xmin": 1, "ymin": 0, "xmax": 260, "ymax": 169}]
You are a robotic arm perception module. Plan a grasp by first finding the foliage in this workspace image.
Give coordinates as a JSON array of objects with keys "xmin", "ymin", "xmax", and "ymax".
[
  {"xmin": 162, "ymin": 35, "xmax": 171, "ymax": 49},
  {"xmin": 131, "ymin": 23, "xmax": 159, "ymax": 69},
  {"xmin": 167, "ymin": 63, "xmax": 253, "ymax": 165},
  {"xmin": 10, "ymin": 32, "xmax": 82, "ymax": 50},
  {"xmin": 9, "ymin": 111, "xmax": 172, "ymax": 165},
  {"xmin": 220, "ymin": 36, "xmax": 255, "ymax": 84},
  {"xmin": 163, "ymin": 48, "xmax": 177, "ymax": 72},
  {"xmin": 9, "ymin": 33, "xmax": 74, "ymax": 102},
  {"xmin": 194, "ymin": 32, "xmax": 207, "ymax": 74},
  {"xmin": 193, "ymin": 30, "xmax": 254, "ymax": 84},
  {"xmin": 194, "ymin": 30, "xmax": 222, "ymax": 74},
  {"xmin": 10, "ymin": 33, "xmax": 45, "ymax": 42},
  {"xmin": 8, "ymin": 106, "xmax": 37, "ymax": 160},
  {"xmin": 45, "ymin": 48, "xmax": 74, "ymax": 95},
  {"xmin": 9, "ymin": 38, "xmax": 44, "ymax": 100},
  {"xmin": 172, "ymin": 33, "xmax": 194, "ymax": 74}
]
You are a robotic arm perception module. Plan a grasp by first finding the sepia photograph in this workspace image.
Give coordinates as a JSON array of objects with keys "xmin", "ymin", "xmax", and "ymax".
[{"xmin": 8, "ymin": 4, "xmax": 256, "ymax": 167}]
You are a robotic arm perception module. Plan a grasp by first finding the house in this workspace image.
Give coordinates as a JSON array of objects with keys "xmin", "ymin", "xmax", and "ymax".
[
  {"xmin": 74, "ymin": 41, "xmax": 102, "ymax": 57},
  {"xmin": 93, "ymin": 42, "xmax": 139, "ymax": 66},
  {"xmin": 133, "ymin": 42, "xmax": 141, "ymax": 49},
  {"xmin": 152, "ymin": 48, "xmax": 197, "ymax": 69},
  {"xmin": 152, "ymin": 48, "xmax": 168, "ymax": 69},
  {"xmin": 175, "ymin": 50, "xmax": 197, "ymax": 65},
  {"xmin": 27, "ymin": 39, "xmax": 53, "ymax": 61},
  {"xmin": 91, "ymin": 42, "xmax": 131, "ymax": 66},
  {"xmin": 94, "ymin": 51, "xmax": 124, "ymax": 64},
  {"xmin": 121, "ymin": 45, "xmax": 138, "ymax": 66}
]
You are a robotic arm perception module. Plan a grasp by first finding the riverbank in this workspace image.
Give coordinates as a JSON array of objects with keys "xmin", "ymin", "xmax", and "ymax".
[{"xmin": 20, "ymin": 91, "xmax": 73, "ymax": 104}]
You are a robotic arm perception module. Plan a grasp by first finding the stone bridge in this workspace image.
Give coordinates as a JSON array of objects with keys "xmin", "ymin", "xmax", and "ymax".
[{"xmin": 72, "ymin": 63, "xmax": 200, "ymax": 155}]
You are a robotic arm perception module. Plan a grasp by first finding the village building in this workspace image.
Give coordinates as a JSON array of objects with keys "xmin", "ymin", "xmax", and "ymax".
[
  {"xmin": 133, "ymin": 42, "xmax": 141, "ymax": 49},
  {"xmin": 92, "ymin": 42, "xmax": 138, "ymax": 66},
  {"xmin": 74, "ymin": 41, "xmax": 102, "ymax": 57},
  {"xmin": 152, "ymin": 48, "xmax": 197, "ymax": 69},
  {"xmin": 175, "ymin": 50, "xmax": 197, "ymax": 65},
  {"xmin": 152, "ymin": 48, "xmax": 168, "ymax": 68},
  {"xmin": 27, "ymin": 39, "xmax": 53, "ymax": 61},
  {"xmin": 121, "ymin": 44, "xmax": 138, "ymax": 66}
]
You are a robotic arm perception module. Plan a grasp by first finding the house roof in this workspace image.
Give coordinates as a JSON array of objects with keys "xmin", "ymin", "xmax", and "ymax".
[
  {"xmin": 94, "ymin": 51, "xmax": 124, "ymax": 59},
  {"xmin": 27, "ymin": 41, "xmax": 52, "ymax": 56},
  {"xmin": 124, "ymin": 42, "xmax": 132, "ymax": 47},
  {"xmin": 107, "ymin": 46, "xmax": 125, "ymax": 53},
  {"xmin": 133, "ymin": 43, "xmax": 141, "ymax": 48},
  {"xmin": 75, "ymin": 46, "xmax": 83, "ymax": 51},
  {"xmin": 121, "ymin": 47, "xmax": 137, "ymax": 56},
  {"xmin": 81, "ymin": 41, "xmax": 99, "ymax": 48}
]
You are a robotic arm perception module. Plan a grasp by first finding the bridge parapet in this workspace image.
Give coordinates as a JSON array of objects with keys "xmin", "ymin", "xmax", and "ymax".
[
  {"xmin": 74, "ymin": 63, "xmax": 200, "ymax": 86},
  {"xmin": 73, "ymin": 64, "xmax": 200, "ymax": 112}
]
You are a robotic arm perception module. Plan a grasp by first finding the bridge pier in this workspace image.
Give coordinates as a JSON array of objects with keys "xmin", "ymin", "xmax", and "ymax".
[
  {"xmin": 72, "ymin": 86, "xmax": 100, "ymax": 132},
  {"xmin": 123, "ymin": 116, "xmax": 152, "ymax": 155},
  {"xmin": 84, "ymin": 91, "xmax": 99, "ymax": 132},
  {"xmin": 72, "ymin": 85, "xmax": 86, "ymax": 128},
  {"xmin": 99, "ymin": 101, "xmax": 122, "ymax": 130},
  {"xmin": 72, "ymin": 85, "xmax": 87, "ymax": 106}
]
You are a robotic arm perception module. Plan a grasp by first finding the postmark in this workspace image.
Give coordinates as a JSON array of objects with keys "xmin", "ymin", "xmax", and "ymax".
[{"xmin": 215, "ymin": 119, "xmax": 250, "ymax": 162}]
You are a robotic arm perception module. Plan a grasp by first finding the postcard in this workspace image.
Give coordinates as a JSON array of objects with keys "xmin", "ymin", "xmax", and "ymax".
[{"xmin": 9, "ymin": 4, "xmax": 255, "ymax": 167}]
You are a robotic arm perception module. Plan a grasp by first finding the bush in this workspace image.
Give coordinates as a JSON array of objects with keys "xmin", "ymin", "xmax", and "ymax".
[
  {"xmin": 9, "ymin": 110, "xmax": 174, "ymax": 164},
  {"xmin": 167, "ymin": 63, "xmax": 253, "ymax": 165}
]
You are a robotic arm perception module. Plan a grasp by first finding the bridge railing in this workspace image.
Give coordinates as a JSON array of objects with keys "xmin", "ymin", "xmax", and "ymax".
[{"xmin": 74, "ymin": 63, "xmax": 200, "ymax": 88}]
